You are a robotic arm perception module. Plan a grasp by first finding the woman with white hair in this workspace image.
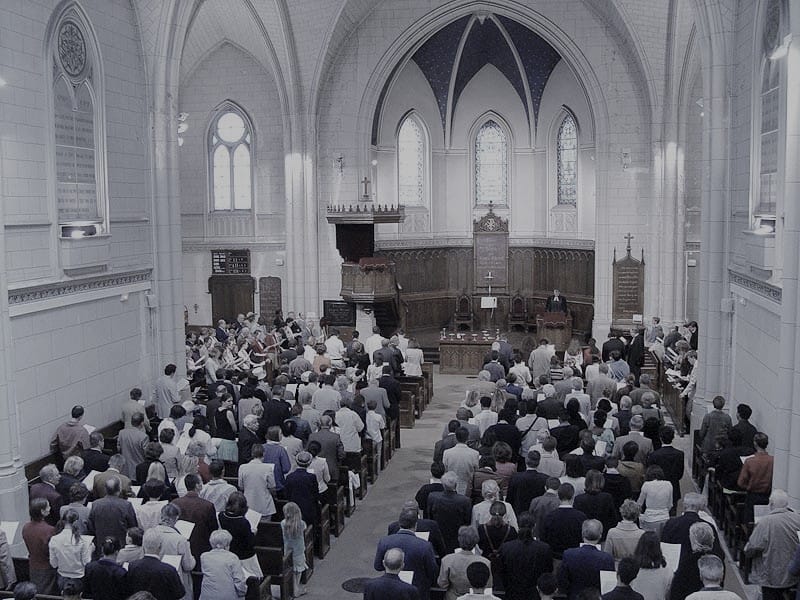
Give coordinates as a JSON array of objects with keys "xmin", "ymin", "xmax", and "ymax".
[
  {"xmin": 471, "ymin": 480, "xmax": 518, "ymax": 530},
  {"xmin": 199, "ymin": 529, "xmax": 248, "ymax": 600}
]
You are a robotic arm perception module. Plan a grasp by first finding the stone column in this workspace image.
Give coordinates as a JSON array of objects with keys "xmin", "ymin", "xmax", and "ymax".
[
  {"xmin": 0, "ymin": 147, "xmax": 30, "ymax": 524},
  {"xmin": 781, "ymin": 14, "xmax": 800, "ymax": 503}
]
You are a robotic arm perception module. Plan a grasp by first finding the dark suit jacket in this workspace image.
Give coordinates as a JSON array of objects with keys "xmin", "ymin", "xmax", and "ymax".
[
  {"xmin": 573, "ymin": 491, "xmax": 619, "ymax": 537},
  {"xmin": 647, "ymin": 445, "xmax": 685, "ymax": 504},
  {"xmin": 415, "ymin": 483, "xmax": 444, "ymax": 518},
  {"xmin": 285, "ymin": 469, "xmax": 320, "ymax": 525},
  {"xmin": 602, "ymin": 338, "xmax": 626, "ymax": 362},
  {"xmin": 546, "ymin": 295, "xmax": 568, "ymax": 313},
  {"xmin": 30, "ymin": 482, "xmax": 63, "ymax": 526},
  {"xmin": 558, "ymin": 544, "xmax": 615, "ymax": 600},
  {"xmin": 486, "ymin": 422, "xmax": 522, "ymax": 456},
  {"xmin": 426, "ymin": 490, "xmax": 472, "ymax": 554},
  {"xmin": 171, "ymin": 492, "xmax": 218, "ymax": 562},
  {"xmin": 87, "ymin": 495, "xmax": 138, "ymax": 550},
  {"xmin": 56, "ymin": 473, "xmax": 81, "ymax": 504},
  {"xmin": 388, "ymin": 519, "xmax": 446, "ymax": 558},
  {"xmin": 550, "ymin": 424, "xmax": 581, "ymax": 456},
  {"xmin": 540, "ymin": 507, "xmax": 587, "ymax": 558},
  {"xmin": 373, "ymin": 530, "xmax": 438, "ymax": 600},
  {"xmin": 536, "ymin": 398, "xmax": 563, "ymax": 420},
  {"xmin": 308, "ymin": 429, "xmax": 345, "ymax": 483},
  {"xmin": 379, "ymin": 376, "xmax": 402, "ymax": 419},
  {"xmin": 126, "ymin": 555, "xmax": 186, "ymax": 600},
  {"xmin": 603, "ymin": 586, "xmax": 645, "ymax": 600},
  {"xmin": 262, "ymin": 398, "xmax": 291, "ymax": 429},
  {"xmin": 237, "ymin": 428, "xmax": 261, "ymax": 464},
  {"xmin": 433, "ymin": 435, "xmax": 457, "ymax": 464},
  {"xmin": 627, "ymin": 335, "xmax": 645, "ymax": 369},
  {"xmin": 507, "ymin": 469, "xmax": 549, "ymax": 515},
  {"xmin": 602, "ymin": 473, "xmax": 632, "ymax": 508},
  {"xmin": 363, "ymin": 573, "xmax": 421, "ymax": 600},
  {"xmin": 498, "ymin": 538, "xmax": 553, "ymax": 600},
  {"xmin": 82, "ymin": 448, "xmax": 110, "ymax": 474},
  {"xmin": 84, "ymin": 557, "xmax": 128, "ymax": 600},
  {"xmin": 661, "ymin": 512, "xmax": 723, "ymax": 600}
]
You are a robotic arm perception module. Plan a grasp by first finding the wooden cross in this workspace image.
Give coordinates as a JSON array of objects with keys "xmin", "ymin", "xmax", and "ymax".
[
  {"xmin": 624, "ymin": 232, "xmax": 634, "ymax": 253},
  {"xmin": 361, "ymin": 177, "xmax": 370, "ymax": 198}
]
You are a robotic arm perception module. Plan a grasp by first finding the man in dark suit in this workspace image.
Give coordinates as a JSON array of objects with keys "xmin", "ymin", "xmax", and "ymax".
[
  {"xmin": 127, "ymin": 529, "xmax": 186, "ymax": 600},
  {"xmin": 558, "ymin": 519, "xmax": 615, "ymax": 600},
  {"xmin": 308, "ymin": 416, "xmax": 345, "ymax": 485},
  {"xmin": 285, "ymin": 452, "xmax": 320, "ymax": 526},
  {"xmin": 536, "ymin": 385, "xmax": 563, "ymax": 420},
  {"xmin": 87, "ymin": 476, "xmax": 138, "ymax": 554},
  {"xmin": 84, "ymin": 537, "xmax": 128, "ymax": 600},
  {"xmin": 545, "ymin": 289, "xmax": 568, "ymax": 313},
  {"xmin": 626, "ymin": 329, "xmax": 646, "ymax": 385},
  {"xmin": 373, "ymin": 511, "xmax": 438, "ymax": 600},
  {"xmin": 29, "ymin": 465, "xmax": 63, "ymax": 526},
  {"xmin": 540, "ymin": 483, "xmax": 588, "ymax": 559},
  {"xmin": 602, "ymin": 558, "xmax": 644, "ymax": 600},
  {"xmin": 237, "ymin": 415, "xmax": 262, "ymax": 464},
  {"xmin": 379, "ymin": 366, "xmax": 402, "ymax": 443},
  {"xmin": 434, "ymin": 421, "xmax": 459, "ymax": 464},
  {"xmin": 415, "ymin": 463, "xmax": 445, "ymax": 518},
  {"xmin": 56, "ymin": 456, "xmax": 84, "ymax": 504},
  {"xmin": 602, "ymin": 333, "xmax": 626, "ymax": 362},
  {"xmin": 602, "ymin": 457, "xmax": 633, "ymax": 509},
  {"xmin": 646, "ymin": 426, "xmax": 685, "ymax": 511},
  {"xmin": 660, "ymin": 492, "xmax": 723, "ymax": 579},
  {"xmin": 507, "ymin": 450, "xmax": 549, "ymax": 514},
  {"xmin": 262, "ymin": 389, "xmax": 291, "ymax": 429},
  {"xmin": 81, "ymin": 432, "xmax": 110, "ymax": 475},
  {"xmin": 374, "ymin": 340, "xmax": 402, "ymax": 376},
  {"xmin": 365, "ymin": 547, "xmax": 421, "ymax": 600},
  {"xmin": 171, "ymin": 473, "xmax": 218, "ymax": 563},
  {"xmin": 426, "ymin": 472, "xmax": 471, "ymax": 554},
  {"xmin": 214, "ymin": 319, "xmax": 229, "ymax": 344},
  {"xmin": 388, "ymin": 502, "xmax": 447, "ymax": 559}
]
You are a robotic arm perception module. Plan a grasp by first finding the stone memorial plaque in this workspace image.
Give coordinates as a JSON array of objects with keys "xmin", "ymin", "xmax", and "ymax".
[
  {"xmin": 612, "ymin": 234, "xmax": 645, "ymax": 324},
  {"xmin": 259, "ymin": 276, "xmax": 282, "ymax": 318},
  {"xmin": 323, "ymin": 300, "xmax": 356, "ymax": 327},
  {"xmin": 473, "ymin": 208, "xmax": 509, "ymax": 292}
]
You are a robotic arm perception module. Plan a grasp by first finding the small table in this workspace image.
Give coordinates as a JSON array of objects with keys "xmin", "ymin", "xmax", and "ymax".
[{"xmin": 439, "ymin": 337, "xmax": 492, "ymax": 374}]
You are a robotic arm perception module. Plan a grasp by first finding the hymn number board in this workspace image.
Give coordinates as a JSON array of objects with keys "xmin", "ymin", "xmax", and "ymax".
[
  {"xmin": 212, "ymin": 250, "xmax": 251, "ymax": 275},
  {"xmin": 473, "ymin": 208, "xmax": 509, "ymax": 293}
]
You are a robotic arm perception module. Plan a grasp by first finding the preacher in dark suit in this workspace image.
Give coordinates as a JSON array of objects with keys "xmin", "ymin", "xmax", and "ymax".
[
  {"xmin": 646, "ymin": 426, "xmax": 685, "ymax": 510},
  {"xmin": 545, "ymin": 289, "xmax": 568, "ymax": 313},
  {"xmin": 373, "ymin": 511, "xmax": 438, "ymax": 600},
  {"xmin": 558, "ymin": 519, "xmax": 615, "ymax": 600},
  {"xmin": 127, "ymin": 529, "xmax": 186, "ymax": 600},
  {"xmin": 365, "ymin": 547, "xmax": 421, "ymax": 600}
]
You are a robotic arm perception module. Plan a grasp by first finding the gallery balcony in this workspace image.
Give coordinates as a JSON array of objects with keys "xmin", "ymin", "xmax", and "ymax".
[{"xmin": 340, "ymin": 258, "xmax": 397, "ymax": 303}]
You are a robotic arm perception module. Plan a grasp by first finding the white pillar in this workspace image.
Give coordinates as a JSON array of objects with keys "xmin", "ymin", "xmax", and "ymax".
[{"xmin": 0, "ymin": 146, "xmax": 29, "ymax": 524}]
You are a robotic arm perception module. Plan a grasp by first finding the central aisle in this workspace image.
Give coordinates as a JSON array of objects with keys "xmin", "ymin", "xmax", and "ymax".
[{"xmin": 300, "ymin": 369, "xmax": 470, "ymax": 598}]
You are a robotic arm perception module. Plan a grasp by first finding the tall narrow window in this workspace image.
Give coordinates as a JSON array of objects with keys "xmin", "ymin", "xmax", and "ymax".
[
  {"xmin": 475, "ymin": 120, "xmax": 507, "ymax": 206},
  {"xmin": 209, "ymin": 105, "xmax": 253, "ymax": 210},
  {"xmin": 557, "ymin": 114, "xmax": 578, "ymax": 206},
  {"xmin": 397, "ymin": 115, "xmax": 425, "ymax": 206},
  {"xmin": 49, "ymin": 8, "xmax": 107, "ymax": 234}
]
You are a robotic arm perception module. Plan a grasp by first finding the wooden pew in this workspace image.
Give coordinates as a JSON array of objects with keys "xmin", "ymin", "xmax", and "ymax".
[
  {"xmin": 397, "ymin": 376, "xmax": 426, "ymax": 419},
  {"xmin": 399, "ymin": 390, "xmax": 416, "ymax": 428},
  {"xmin": 422, "ymin": 362, "xmax": 434, "ymax": 406},
  {"xmin": 338, "ymin": 466, "xmax": 356, "ymax": 516},
  {"xmin": 364, "ymin": 439, "xmax": 380, "ymax": 483}
]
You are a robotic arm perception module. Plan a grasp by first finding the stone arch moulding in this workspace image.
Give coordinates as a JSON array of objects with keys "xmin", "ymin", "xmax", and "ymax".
[{"xmin": 341, "ymin": 3, "xmax": 611, "ymax": 200}]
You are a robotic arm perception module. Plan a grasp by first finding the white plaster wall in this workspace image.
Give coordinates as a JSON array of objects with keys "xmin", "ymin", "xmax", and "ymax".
[
  {"xmin": 1, "ymin": 0, "xmax": 151, "ymax": 283},
  {"xmin": 10, "ymin": 292, "xmax": 149, "ymax": 462}
]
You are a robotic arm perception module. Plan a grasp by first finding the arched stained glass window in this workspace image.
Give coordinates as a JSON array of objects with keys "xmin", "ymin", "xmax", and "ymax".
[
  {"xmin": 557, "ymin": 114, "xmax": 578, "ymax": 206},
  {"xmin": 475, "ymin": 120, "xmax": 507, "ymax": 206},
  {"xmin": 397, "ymin": 115, "xmax": 425, "ymax": 206},
  {"xmin": 209, "ymin": 106, "xmax": 253, "ymax": 210}
]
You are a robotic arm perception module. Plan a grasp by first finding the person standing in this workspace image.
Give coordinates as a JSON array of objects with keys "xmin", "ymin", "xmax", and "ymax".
[{"xmin": 155, "ymin": 364, "xmax": 180, "ymax": 419}]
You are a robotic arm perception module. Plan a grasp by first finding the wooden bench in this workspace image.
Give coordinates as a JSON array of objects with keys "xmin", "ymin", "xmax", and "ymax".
[
  {"xmin": 398, "ymin": 376, "xmax": 426, "ymax": 418},
  {"xmin": 326, "ymin": 485, "xmax": 346, "ymax": 536},
  {"xmin": 399, "ymin": 390, "xmax": 416, "ymax": 428},
  {"xmin": 364, "ymin": 439, "xmax": 380, "ymax": 484}
]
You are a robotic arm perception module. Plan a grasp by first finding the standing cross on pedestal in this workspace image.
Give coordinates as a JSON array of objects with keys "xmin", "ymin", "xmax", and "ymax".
[
  {"xmin": 624, "ymin": 232, "xmax": 634, "ymax": 255},
  {"xmin": 485, "ymin": 271, "xmax": 494, "ymax": 296},
  {"xmin": 361, "ymin": 177, "xmax": 370, "ymax": 200}
]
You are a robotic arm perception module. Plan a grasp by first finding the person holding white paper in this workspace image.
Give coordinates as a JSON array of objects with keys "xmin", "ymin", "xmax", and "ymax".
[
  {"xmin": 363, "ymin": 547, "xmax": 420, "ymax": 600},
  {"xmin": 629, "ymin": 532, "xmax": 673, "ymax": 600},
  {"xmin": 199, "ymin": 530, "xmax": 247, "ymax": 600},
  {"xmin": 50, "ymin": 406, "xmax": 91, "ymax": 461},
  {"xmin": 126, "ymin": 529, "xmax": 185, "ymax": 600},
  {"xmin": 150, "ymin": 504, "xmax": 195, "ymax": 599},
  {"xmin": 437, "ymin": 526, "xmax": 492, "ymax": 600},
  {"xmin": 218, "ymin": 492, "xmax": 262, "ymax": 579},
  {"xmin": 48, "ymin": 509, "xmax": 93, "ymax": 589},
  {"xmin": 83, "ymin": 537, "xmax": 127, "ymax": 600}
]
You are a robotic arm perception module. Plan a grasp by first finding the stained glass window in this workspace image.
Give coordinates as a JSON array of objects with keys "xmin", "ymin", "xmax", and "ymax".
[
  {"xmin": 210, "ymin": 106, "xmax": 253, "ymax": 210},
  {"xmin": 557, "ymin": 114, "xmax": 577, "ymax": 206},
  {"xmin": 398, "ymin": 116, "xmax": 425, "ymax": 206},
  {"xmin": 475, "ymin": 120, "xmax": 507, "ymax": 206}
]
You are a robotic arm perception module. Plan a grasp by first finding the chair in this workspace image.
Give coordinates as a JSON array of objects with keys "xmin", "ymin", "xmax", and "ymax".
[
  {"xmin": 508, "ymin": 294, "xmax": 528, "ymax": 331},
  {"xmin": 452, "ymin": 295, "xmax": 473, "ymax": 331}
]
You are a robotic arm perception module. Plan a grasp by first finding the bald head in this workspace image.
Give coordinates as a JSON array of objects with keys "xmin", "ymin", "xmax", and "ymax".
[{"xmin": 383, "ymin": 548, "xmax": 405, "ymax": 573}]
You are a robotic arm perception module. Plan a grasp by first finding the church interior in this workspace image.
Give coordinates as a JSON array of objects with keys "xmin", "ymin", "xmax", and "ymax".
[{"xmin": 1, "ymin": 0, "xmax": 799, "ymax": 598}]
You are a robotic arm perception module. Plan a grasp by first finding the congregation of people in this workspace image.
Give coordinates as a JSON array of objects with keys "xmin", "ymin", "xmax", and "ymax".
[
  {"xmin": 367, "ymin": 322, "xmax": 794, "ymax": 600},
  {"xmin": 1, "ymin": 313, "xmax": 794, "ymax": 600}
]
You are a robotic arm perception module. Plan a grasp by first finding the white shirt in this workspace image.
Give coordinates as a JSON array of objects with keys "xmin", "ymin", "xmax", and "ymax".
[
  {"xmin": 473, "ymin": 409, "xmax": 498, "ymax": 436},
  {"xmin": 366, "ymin": 410, "xmax": 385, "ymax": 444},
  {"xmin": 325, "ymin": 335, "xmax": 345, "ymax": 362},
  {"xmin": 509, "ymin": 363, "xmax": 532, "ymax": 385},
  {"xmin": 336, "ymin": 406, "xmax": 365, "ymax": 452}
]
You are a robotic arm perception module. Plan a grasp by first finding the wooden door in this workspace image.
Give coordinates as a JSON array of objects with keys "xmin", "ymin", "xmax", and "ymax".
[{"xmin": 208, "ymin": 275, "xmax": 255, "ymax": 323}]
